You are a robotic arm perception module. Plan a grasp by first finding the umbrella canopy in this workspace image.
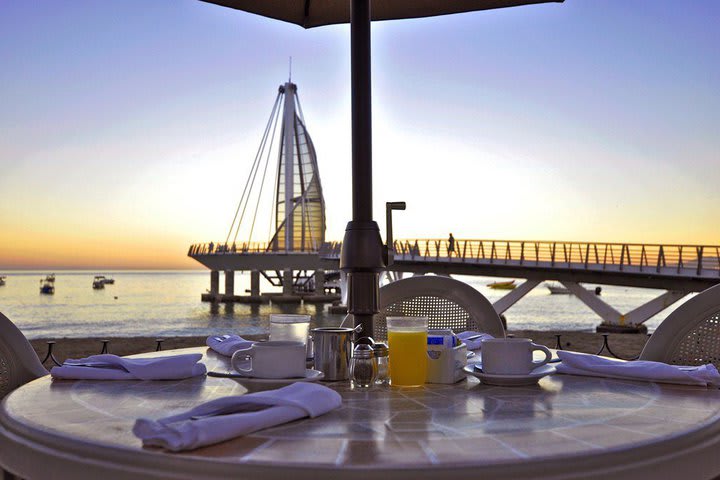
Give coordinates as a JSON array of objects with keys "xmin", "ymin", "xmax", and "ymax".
[
  {"xmin": 200, "ymin": 0, "xmax": 564, "ymax": 337},
  {"xmin": 201, "ymin": 0, "xmax": 563, "ymax": 29}
]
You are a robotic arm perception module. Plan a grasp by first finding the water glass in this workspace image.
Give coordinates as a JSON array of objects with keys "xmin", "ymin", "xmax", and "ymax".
[
  {"xmin": 269, "ymin": 314, "xmax": 311, "ymax": 347},
  {"xmin": 387, "ymin": 317, "xmax": 428, "ymax": 387}
]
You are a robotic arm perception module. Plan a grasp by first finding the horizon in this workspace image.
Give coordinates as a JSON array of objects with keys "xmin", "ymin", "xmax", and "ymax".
[{"xmin": 1, "ymin": 0, "xmax": 718, "ymax": 270}]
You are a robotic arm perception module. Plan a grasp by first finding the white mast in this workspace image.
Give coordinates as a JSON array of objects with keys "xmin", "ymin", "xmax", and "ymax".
[{"xmin": 282, "ymin": 82, "xmax": 296, "ymax": 252}]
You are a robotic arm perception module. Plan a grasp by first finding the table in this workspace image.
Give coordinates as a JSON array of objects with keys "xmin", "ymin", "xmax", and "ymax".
[{"xmin": 2, "ymin": 347, "xmax": 720, "ymax": 480}]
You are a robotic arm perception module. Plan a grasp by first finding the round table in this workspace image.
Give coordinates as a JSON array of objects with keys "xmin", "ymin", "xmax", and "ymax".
[{"xmin": 2, "ymin": 347, "xmax": 720, "ymax": 480}]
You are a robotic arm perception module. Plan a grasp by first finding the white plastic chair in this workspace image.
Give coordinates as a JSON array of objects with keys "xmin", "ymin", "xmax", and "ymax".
[
  {"xmin": 0, "ymin": 312, "xmax": 48, "ymax": 399},
  {"xmin": 375, "ymin": 275, "xmax": 506, "ymax": 341},
  {"xmin": 640, "ymin": 283, "xmax": 720, "ymax": 366}
]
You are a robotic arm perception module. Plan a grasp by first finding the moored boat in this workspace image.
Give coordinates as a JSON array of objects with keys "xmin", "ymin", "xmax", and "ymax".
[
  {"xmin": 487, "ymin": 280, "xmax": 516, "ymax": 290},
  {"xmin": 0, "ymin": 275, "xmax": 6, "ymax": 286},
  {"xmin": 39, "ymin": 278, "xmax": 55, "ymax": 294},
  {"xmin": 93, "ymin": 276, "xmax": 106, "ymax": 289}
]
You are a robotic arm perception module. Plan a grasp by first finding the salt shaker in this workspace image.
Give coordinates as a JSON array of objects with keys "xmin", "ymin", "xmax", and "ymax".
[
  {"xmin": 372, "ymin": 342, "xmax": 389, "ymax": 385},
  {"xmin": 350, "ymin": 344, "xmax": 377, "ymax": 388}
]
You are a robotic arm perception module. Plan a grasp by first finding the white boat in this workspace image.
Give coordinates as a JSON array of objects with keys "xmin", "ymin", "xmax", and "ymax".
[
  {"xmin": 0, "ymin": 275, "xmax": 6, "ymax": 286},
  {"xmin": 92, "ymin": 276, "xmax": 106, "ymax": 289},
  {"xmin": 40, "ymin": 278, "xmax": 55, "ymax": 294},
  {"xmin": 546, "ymin": 283, "xmax": 602, "ymax": 295}
]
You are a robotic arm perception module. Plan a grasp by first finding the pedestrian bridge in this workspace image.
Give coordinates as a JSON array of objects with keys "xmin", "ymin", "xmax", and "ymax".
[{"xmin": 189, "ymin": 238, "xmax": 720, "ymax": 332}]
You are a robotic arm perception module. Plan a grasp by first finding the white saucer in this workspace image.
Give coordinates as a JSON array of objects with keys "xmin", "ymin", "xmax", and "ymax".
[
  {"xmin": 463, "ymin": 364, "xmax": 556, "ymax": 386},
  {"xmin": 208, "ymin": 368, "xmax": 324, "ymax": 384}
]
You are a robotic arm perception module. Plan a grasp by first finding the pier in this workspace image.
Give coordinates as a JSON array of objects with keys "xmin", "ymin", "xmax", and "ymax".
[
  {"xmin": 190, "ymin": 238, "xmax": 720, "ymax": 333},
  {"xmin": 188, "ymin": 80, "xmax": 720, "ymax": 332}
]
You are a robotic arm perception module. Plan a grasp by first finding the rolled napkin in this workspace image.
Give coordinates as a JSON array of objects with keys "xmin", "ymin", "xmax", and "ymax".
[
  {"xmin": 133, "ymin": 382, "xmax": 342, "ymax": 451},
  {"xmin": 206, "ymin": 334, "xmax": 254, "ymax": 357},
  {"xmin": 556, "ymin": 351, "xmax": 720, "ymax": 387},
  {"xmin": 51, "ymin": 354, "xmax": 207, "ymax": 380},
  {"xmin": 456, "ymin": 331, "xmax": 494, "ymax": 350}
]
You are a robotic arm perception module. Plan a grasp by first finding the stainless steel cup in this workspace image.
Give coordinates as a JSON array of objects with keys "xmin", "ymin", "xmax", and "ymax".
[{"xmin": 311, "ymin": 327, "xmax": 358, "ymax": 381}]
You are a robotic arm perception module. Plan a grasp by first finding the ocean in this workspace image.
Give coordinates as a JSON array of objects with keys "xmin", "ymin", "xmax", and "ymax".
[{"xmin": 0, "ymin": 270, "xmax": 687, "ymax": 339}]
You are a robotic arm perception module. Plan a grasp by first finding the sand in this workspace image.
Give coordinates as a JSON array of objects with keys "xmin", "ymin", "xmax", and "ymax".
[{"xmin": 29, "ymin": 330, "xmax": 650, "ymax": 364}]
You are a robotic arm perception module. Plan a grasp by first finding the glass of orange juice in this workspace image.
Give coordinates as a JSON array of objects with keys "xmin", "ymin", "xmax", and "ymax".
[{"xmin": 387, "ymin": 317, "xmax": 428, "ymax": 387}]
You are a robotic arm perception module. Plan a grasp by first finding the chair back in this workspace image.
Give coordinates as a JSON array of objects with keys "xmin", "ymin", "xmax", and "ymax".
[
  {"xmin": 0, "ymin": 312, "xmax": 48, "ymax": 399},
  {"xmin": 640, "ymin": 283, "xmax": 720, "ymax": 366},
  {"xmin": 375, "ymin": 276, "xmax": 505, "ymax": 341}
]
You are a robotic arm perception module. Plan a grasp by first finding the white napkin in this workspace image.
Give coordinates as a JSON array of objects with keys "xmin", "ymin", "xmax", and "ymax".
[
  {"xmin": 556, "ymin": 351, "xmax": 720, "ymax": 387},
  {"xmin": 133, "ymin": 382, "xmax": 342, "ymax": 451},
  {"xmin": 51, "ymin": 354, "xmax": 207, "ymax": 380},
  {"xmin": 456, "ymin": 331, "xmax": 495, "ymax": 350},
  {"xmin": 206, "ymin": 334, "xmax": 254, "ymax": 357}
]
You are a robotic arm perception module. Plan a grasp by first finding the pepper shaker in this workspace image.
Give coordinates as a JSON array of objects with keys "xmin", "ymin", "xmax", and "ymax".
[{"xmin": 350, "ymin": 344, "xmax": 377, "ymax": 388}]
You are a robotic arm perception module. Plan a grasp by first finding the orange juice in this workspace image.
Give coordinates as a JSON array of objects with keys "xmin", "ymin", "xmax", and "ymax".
[{"xmin": 387, "ymin": 322, "xmax": 428, "ymax": 387}]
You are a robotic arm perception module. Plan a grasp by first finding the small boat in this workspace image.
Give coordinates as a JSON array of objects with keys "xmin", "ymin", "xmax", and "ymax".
[
  {"xmin": 39, "ymin": 278, "xmax": 55, "ymax": 294},
  {"xmin": 547, "ymin": 283, "xmax": 571, "ymax": 294},
  {"xmin": 0, "ymin": 275, "xmax": 6, "ymax": 286},
  {"xmin": 93, "ymin": 276, "xmax": 106, "ymax": 289},
  {"xmin": 546, "ymin": 283, "xmax": 602, "ymax": 296},
  {"xmin": 487, "ymin": 280, "xmax": 516, "ymax": 290},
  {"xmin": 103, "ymin": 277, "xmax": 115, "ymax": 285}
]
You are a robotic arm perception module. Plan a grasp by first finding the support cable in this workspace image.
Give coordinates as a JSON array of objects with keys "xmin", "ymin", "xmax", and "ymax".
[
  {"xmin": 226, "ymin": 92, "xmax": 282, "ymax": 245},
  {"xmin": 247, "ymin": 99, "xmax": 282, "ymax": 245},
  {"xmin": 232, "ymin": 93, "xmax": 283, "ymax": 244}
]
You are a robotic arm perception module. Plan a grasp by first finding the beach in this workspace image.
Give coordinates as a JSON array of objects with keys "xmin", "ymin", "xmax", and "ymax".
[{"xmin": 29, "ymin": 330, "xmax": 649, "ymax": 364}]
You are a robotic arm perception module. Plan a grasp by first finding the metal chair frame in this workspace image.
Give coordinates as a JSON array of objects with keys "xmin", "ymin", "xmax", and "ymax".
[
  {"xmin": 376, "ymin": 275, "xmax": 506, "ymax": 341},
  {"xmin": 640, "ymin": 283, "xmax": 720, "ymax": 366}
]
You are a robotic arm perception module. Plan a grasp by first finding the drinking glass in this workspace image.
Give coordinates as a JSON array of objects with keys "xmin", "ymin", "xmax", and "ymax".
[
  {"xmin": 387, "ymin": 317, "xmax": 428, "ymax": 387},
  {"xmin": 269, "ymin": 314, "xmax": 311, "ymax": 347}
]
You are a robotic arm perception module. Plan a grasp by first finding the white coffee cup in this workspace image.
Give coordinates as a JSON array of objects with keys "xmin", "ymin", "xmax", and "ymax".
[
  {"xmin": 480, "ymin": 338, "xmax": 552, "ymax": 375},
  {"xmin": 231, "ymin": 341, "xmax": 306, "ymax": 379}
]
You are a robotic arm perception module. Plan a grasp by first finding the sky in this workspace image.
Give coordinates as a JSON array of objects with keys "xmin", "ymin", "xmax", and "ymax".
[{"xmin": 0, "ymin": 0, "xmax": 718, "ymax": 270}]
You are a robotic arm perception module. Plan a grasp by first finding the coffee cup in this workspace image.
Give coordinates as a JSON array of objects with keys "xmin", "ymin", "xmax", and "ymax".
[
  {"xmin": 231, "ymin": 341, "xmax": 306, "ymax": 379},
  {"xmin": 480, "ymin": 338, "xmax": 551, "ymax": 375}
]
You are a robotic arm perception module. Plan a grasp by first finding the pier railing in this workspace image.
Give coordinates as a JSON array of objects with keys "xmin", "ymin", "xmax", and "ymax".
[
  {"xmin": 390, "ymin": 239, "xmax": 720, "ymax": 276},
  {"xmin": 189, "ymin": 239, "xmax": 720, "ymax": 277}
]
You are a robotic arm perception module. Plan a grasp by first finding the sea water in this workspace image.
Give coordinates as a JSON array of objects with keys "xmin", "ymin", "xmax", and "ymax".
[{"xmin": 0, "ymin": 270, "xmax": 690, "ymax": 339}]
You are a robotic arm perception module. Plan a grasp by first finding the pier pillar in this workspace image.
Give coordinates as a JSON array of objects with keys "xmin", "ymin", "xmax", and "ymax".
[
  {"xmin": 210, "ymin": 270, "xmax": 219, "ymax": 296},
  {"xmin": 250, "ymin": 270, "xmax": 260, "ymax": 297},
  {"xmin": 283, "ymin": 269, "xmax": 294, "ymax": 295},
  {"xmin": 225, "ymin": 271, "xmax": 234, "ymax": 297},
  {"xmin": 314, "ymin": 270, "xmax": 325, "ymax": 293}
]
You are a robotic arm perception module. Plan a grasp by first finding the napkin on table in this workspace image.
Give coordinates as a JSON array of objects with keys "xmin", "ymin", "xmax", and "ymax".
[
  {"xmin": 50, "ymin": 353, "xmax": 207, "ymax": 380},
  {"xmin": 456, "ymin": 331, "xmax": 495, "ymax": 351},
  {"xmin": 206, "ymin": 334, "xmax": 254, "ymax": 357},
  {"xmin": 133, "ymin": 382, "xmax": 342, "ymax": 451},
  {"xmin": 556, "ymin": 350, "xmax": 720, "ymax": 387}
]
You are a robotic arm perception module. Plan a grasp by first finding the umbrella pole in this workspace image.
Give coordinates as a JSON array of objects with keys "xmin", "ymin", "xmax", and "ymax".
[{"xmin": 340, "ymin": 0, "xmax": 385, "ymax": 339}]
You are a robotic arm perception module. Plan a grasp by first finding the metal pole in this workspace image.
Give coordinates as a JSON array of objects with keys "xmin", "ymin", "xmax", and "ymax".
[
  {"xmin": 340, "ymin": 0, "xmax": 385, "ymax": 339},
  {"xmin": 351, "ymin": 0, "xmax": 372, "ymax": 222}
]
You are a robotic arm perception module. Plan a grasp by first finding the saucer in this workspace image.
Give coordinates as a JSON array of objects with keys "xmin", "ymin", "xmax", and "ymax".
[
  {"xmin": 463, "ymin": 364, "xmax": 556, "ymax": 386},
  {"xmin": 208, "ymin": 368, "xmax": 324, "ymax": 385}
]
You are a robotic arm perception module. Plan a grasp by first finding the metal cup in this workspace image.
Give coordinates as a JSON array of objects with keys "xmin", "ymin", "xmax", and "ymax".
[{"xmin": 311, "ymin": 325, "xmax": 361, "ymax": 381}]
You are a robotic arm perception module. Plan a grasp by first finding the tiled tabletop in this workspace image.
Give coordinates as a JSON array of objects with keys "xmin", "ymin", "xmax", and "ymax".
[{"xmin": 2, "ymin": 347, "xmax": 720, "ymax": 480}]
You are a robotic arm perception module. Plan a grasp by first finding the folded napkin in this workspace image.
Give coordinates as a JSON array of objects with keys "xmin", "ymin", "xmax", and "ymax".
[
  {"xmin": 556, "ymin": 351, "xmax": 720, "ymax": 387},
  {"xmin": 456, "ymin": 331, "xmax": 495, "ymax": 350},
  {"xmin": 133, "ymin": 382, "xmax": 342, "ymax": 451},
  {"xmin": 206, "ymin": 334, "xmax": 254, "ymax": 357},
  {"xmin": 51, "ymin": 354, "xmax": 207, "ymax": 380}
]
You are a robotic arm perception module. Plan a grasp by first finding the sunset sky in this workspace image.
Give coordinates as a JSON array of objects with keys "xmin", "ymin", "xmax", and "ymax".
[{"xmin": 1, "ymin": 0, "xmax": 718, "ymax": 270}]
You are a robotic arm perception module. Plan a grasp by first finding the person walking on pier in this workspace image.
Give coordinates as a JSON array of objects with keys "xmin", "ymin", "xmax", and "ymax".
[{"xmin": 448, "ymin": 233, "xmax": 455, "ymax": 257}]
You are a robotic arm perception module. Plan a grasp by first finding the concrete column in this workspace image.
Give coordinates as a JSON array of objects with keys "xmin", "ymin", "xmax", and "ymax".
[
  {"xmin": 314, "ymin": 270, "xmax": 325, "ymax": 294},
  {"xmin": 225, "ymin": 270, "xmax": 234, "ymax": 297},
  {"xmin": 283, "ymin": 269, "xmax": 294, "ymax": 295},
  {"xmin": 210, "ymin": 270, "xmax": 219, "ymax": 296},
  {"xmin": 250, "ymin": 270, "xmax": 260, "ymax": 297}
]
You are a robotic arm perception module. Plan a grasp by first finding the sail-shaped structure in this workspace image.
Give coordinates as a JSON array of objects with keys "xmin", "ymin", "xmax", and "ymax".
[{"xmin": 271, "ymin": 83, "xmax": 326, "ymax": 252}]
